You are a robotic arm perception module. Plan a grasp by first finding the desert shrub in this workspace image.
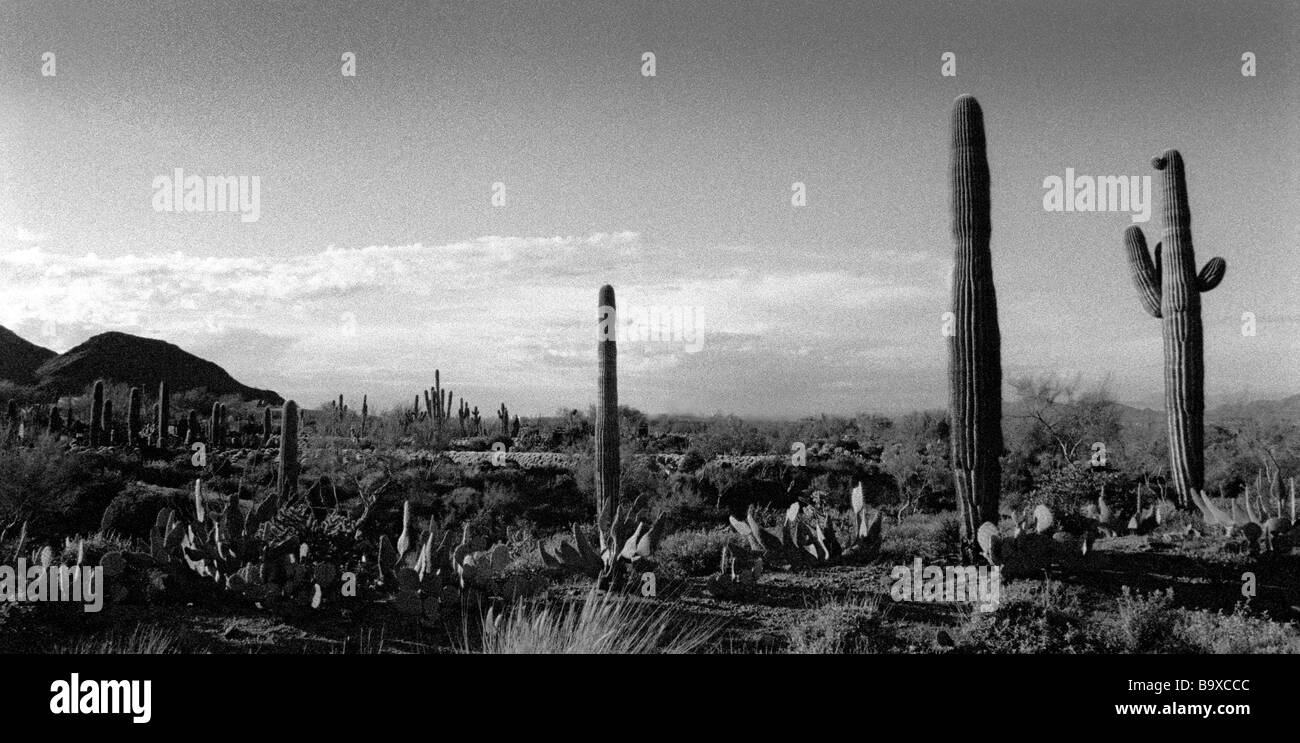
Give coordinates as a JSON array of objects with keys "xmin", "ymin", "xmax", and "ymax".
[
  {"xmin": 0, "ymin": 602, "xmax": 34, "ymax": 647},
  {"xmin": 439, "ymin": 486, "xmax": 482, "ymax": 524},
  {"xmin": 880, "ymin": 512, "xmax": 962, "ymax": 563},
  {"xmin": 656, "ymin": 529, "xmax": 741, "ymax": 579},
  {"xmin": 650, "ymin": 473, "xmax": 723, "ymax": 530},
  {"xmin": 467, "ymin": 482, "xmax": 525, "ymax": 535},
  {"xmin": 679, "ymin": 448, "xmax": 707, "ymax": 473},
  {"xmin": 959, "ymin": 578, "xmax": 1106, "ymax": 654},
  {"xmin": 712, "ymin": 476, "xmax": 792, "ymax": 517},
  {"xmin": 133, "ymin": 457, "xmax": 200, "ymax": 489},
  {"xmin": 787, "ymin": 593, "xmax": 889, "ymax": 654},
  {"xmin": 1005, "ymin": 465, "xmax": 1130, "ymax": 530},
  {"xmin": 99, "ymin": 483, "xmax": 188, "ymax": 539},
  {"xmin": 470, "ymin": 591, "xmax": 720, "ymax": 654},
  {"xmin": 619, "ymin": 453, "xmax": 667, "ymax": 506},
  {"xmin": 1114, "ymin": 587, "xmax": 1197, "ymax": 653},
  {"xmin": 0, "ymin": 436, "xmax": 118, "ymax": 540},
  {"xmin": 1178, "ymin": 603, "xmax": 1300, "ymax": 654},
  {"xmin": 505, "ymin": 471, "xmax": 589, "ymax": 530}
]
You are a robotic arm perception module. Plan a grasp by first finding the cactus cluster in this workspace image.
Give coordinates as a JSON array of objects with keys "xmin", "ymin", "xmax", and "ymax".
[
  {"xmin": 725, "ymin": 483, "xmax": 883, "ymax": 572},
  {"xmin": 378, "ymin": 501, "xmax": 547, "ymax": 618},
  {"xmin": 208, "ymin": 401, "xmax": 228, "ymax": 447},
  {"xmin": 426, "ymin": 370, "xmax": 455, "ymax": 434},
  {"xmin": 538, "ymin": 494, "xmax": 665, "ymax": 589},
  {"xmin": 98, "ymin": 481, "xmax": 367, "ymax": 612},
  {"xmin": 1190, "ymin": 481, "xmax": 1296, "ymax": 553},
  {"xmin": 976, "ymin": 504, "xmax": 1094, "ymax": 575}
]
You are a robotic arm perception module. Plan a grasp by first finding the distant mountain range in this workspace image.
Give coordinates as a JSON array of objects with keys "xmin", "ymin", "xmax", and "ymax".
[{"xmin": 0, "ymin": 327, "xmax": 281, "ymax": 403}]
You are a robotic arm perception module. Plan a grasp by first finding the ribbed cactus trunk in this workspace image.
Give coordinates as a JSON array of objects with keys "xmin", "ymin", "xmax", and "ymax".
[
  {"xmin": 156, "ymin": 381, "xmax": 169, "ymax": 448},
  {"xmin": 361, "ymin": 394, "xmax": 368, "ymax": 435},
  {"xmin": 278, "ymin": 400, "xmax": 299, "ymax": 503},
  {"xmin": 90, "ymin": 380, "xmax": 105, "ymax": 446},
  {"xmin": 102, "ymin": 400, "xmax": 113, "ymax": 444},
  {"xmin": 262, "ymin": 406, "xmax": 273, "ymax": 440},
  {"xmin": 1122, "ymin": 150, "xmax": 1225, "ymax": 507},
  {"xmin": 595, "ymin": 284, "xmax": 620, "ymax": 532},
  {"xmin": 947, "ymin": 95, "xmax": 1003, "ymax": 550},
  {"xmin": 127, "ymin": 387, "xmax": 141, "ymax": 447},
  {"xmin": 210, "ymin": 401, "xmax": 221, "ymax": 446}
]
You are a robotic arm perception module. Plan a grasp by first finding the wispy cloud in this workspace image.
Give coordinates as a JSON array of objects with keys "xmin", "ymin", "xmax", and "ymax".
[{"xmin": 0, "ymin": 233, "xmax": 944, "ymax": 413}]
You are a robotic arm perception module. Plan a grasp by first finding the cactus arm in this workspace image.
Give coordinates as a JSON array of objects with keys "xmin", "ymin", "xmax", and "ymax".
[
  {"xmin": 1197, "ymin": 257, "xmax": 1226, "ymax": 292},
  {"xmin": 1122, "ymin": 226, "xmax": 1162, "ymax": 318}
]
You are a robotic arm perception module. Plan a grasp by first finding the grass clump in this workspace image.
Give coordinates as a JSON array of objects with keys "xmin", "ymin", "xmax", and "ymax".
[
  {"xmin": 469, "ymin": 591, "xmax": 721, "ymax": 654},
  {"xmin": 787, "ymin": 592, "xmax": 890, "ymax": 654}
]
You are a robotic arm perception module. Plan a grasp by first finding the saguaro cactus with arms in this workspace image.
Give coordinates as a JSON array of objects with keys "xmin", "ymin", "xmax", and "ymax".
[{"xmin": 1122, "ymin": 150, "xmax": 1225, "ymax": 507}]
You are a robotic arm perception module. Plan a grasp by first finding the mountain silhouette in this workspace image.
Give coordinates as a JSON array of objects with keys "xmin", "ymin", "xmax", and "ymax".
[
  {"xmin": 0, "ymin": 326, "xmax": 57, "ymax": 383},
  {"xmin": 0, "ymin": 328, "xmax": 281, "ymax": 403}
]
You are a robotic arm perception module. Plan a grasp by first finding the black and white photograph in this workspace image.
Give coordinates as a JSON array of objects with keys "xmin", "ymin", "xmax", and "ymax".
[{"xmin": 0, "ymin": 0, "xmax": 1296, "ymax": 725}]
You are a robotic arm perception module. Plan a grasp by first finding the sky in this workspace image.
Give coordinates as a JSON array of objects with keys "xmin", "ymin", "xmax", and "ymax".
[{"xmin": 0, "ymin": 0, "xmax": 1296, "ymax": 416}]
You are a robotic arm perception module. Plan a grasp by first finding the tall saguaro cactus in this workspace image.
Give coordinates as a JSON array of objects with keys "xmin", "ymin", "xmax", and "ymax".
[
  {"xmin": 595, "ymin": 284, "xmax": 620, "ymax": 532},
  {"xmin": 1122, "ymin": 150, "xmax": 1226, "ymax": 506},
  {"xmin": 210, "ymin": 401, "xmax": 222, "ymax": 446},
  {"xmin": 156, "ymin": 381, "xmax": 170, "ymax": 448},
  {"xmin": 278, "ymin": 400, "xmax": 300, "ymax": 503},
  {"xmin": 947, "ymin": 95, "xmax": 1004, "ymax": 550},
  {"xmin": 90, "ymin": 380, "xmax": 105, "ymax": 446},
  {"xmin": 102, "ymin": 400, "xmax": 113, "ymax": 444},
  {"xmin": 127, "ymin": 387, "xmax": 142, "ymax": 447}
]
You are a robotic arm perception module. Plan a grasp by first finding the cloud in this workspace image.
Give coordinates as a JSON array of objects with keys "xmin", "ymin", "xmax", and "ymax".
[
  {"xmin": 0, "ymin": 222, "xmax": 46, "ymax": 244},
  {"xmin": 0, "ymin": 233, "xmax": 947, "ymax": 412}
]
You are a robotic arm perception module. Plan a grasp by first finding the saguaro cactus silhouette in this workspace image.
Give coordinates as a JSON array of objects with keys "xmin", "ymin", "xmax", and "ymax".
[
  {"xmin": 947, "ymin": 95, "xmax": 1003, "ymax": 551},
  {"xmin": 278, "ymin": 400, "xmax": 299, "ymax": 503},
  {"xmin": 156, "ymin": 381, "xmax": 170, "ymax": 448},
  {"xmin": 90, "ymin": 380, "xmax": 105, "ymax": 446},
  {"xmin": 596, "ymin": 284, "xmax": 620, "ymax": 532},
  {"xmin": 102, "ymin": 400, "xmax": 113, "ymax": 443},
  {"xmin": 210, "ymin": 401, "xmax": 222, "ymax": 446},
  {"xmin": 127, "ymin": 387, "xmax": 141, "ymax": 446},
  {"xmin": 1122, "ymin": 150, "xmax": 1226, "ymax": 506}
]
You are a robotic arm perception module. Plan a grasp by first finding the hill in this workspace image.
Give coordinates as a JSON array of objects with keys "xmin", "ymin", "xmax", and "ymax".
[
  {"xmin": 22, "ymin": 330, "xmax": 281, "ymax": 403},
  {"xmin": 0, "ymin": 326, "xmax": 57, "ymax": 383}
]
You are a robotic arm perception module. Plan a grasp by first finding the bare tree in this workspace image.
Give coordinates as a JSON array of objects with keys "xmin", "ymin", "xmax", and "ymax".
[{"xmin": 1008, "ymin": 373, "xmax": 1122, "ymax": 466}]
